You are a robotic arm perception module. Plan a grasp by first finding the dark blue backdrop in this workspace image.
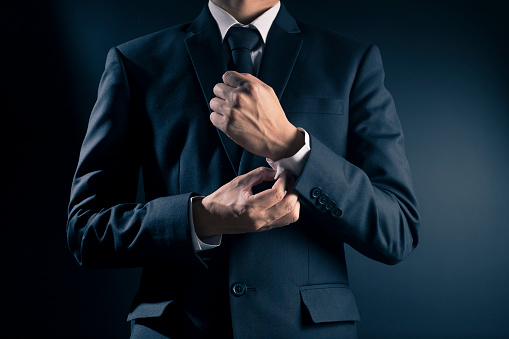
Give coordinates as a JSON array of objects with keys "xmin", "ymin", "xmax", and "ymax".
[{"xmin": 2, "ymin": 0, "xmax": 508, "ymax": 337}]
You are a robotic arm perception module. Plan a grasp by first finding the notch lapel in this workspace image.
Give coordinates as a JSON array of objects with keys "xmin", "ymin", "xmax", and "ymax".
[
  {"xmin": 185, "ymin": 7, "xmax": 243, "ymax": 175},
  {"xmin": 257, "ymin": 25, "xmax": 302, "ymax": 99}
]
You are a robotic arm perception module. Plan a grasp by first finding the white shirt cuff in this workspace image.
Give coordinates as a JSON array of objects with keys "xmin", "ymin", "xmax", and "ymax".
[
  {"xmin": 189, "ymin": 196, "xmax": 222, "ymax": 251},
  {"xmin": 266, "ymin": 128, "xmax": 311, "ymax": 178}
]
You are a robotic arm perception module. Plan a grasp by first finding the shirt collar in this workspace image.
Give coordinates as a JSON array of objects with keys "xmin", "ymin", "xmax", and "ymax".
[{"xmin": 208, "ymin": 0, "xmax": 281, "ymax": 43}]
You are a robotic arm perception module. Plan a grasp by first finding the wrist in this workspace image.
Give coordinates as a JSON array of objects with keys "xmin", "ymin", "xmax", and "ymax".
[
  {"xmin": 192, "ymin": 196, "xmax": 218, "ymax": 238},
  {"xmin": 273, "ymin": 127, "xmax": 305, "ymax": 160}
]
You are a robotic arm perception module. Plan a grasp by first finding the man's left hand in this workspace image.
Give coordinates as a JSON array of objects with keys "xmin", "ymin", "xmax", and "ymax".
[{"xmin": 210, "ymin": 71, "xmax": 304, "ymax": 160}]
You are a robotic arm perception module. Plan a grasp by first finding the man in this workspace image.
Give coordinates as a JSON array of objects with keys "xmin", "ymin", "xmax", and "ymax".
[{"xmin": 67, "ymin": 0, "xmax": 420, "ymax": 337}]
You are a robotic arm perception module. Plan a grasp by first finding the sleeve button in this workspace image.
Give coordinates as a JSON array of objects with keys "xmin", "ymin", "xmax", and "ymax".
[
  {"xmin": 311, "ymin": 187, "xmax": 322, "ymax": 199},
  {"xmin": 331, "ymin": 207, "xmax": 343, "ymax": 218},
  {"xmin": 318, "ymin": 194, "xmax": 329, "ymax": 205},
  {"xmin": 325, "ymin": 200, "xmax": 335, "ymax": 211}
]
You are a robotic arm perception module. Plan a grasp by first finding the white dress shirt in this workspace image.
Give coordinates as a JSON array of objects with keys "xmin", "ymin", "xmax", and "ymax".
[{"xmin": 189, "ymin": 0, "xmax": 311, "ymax": 251}]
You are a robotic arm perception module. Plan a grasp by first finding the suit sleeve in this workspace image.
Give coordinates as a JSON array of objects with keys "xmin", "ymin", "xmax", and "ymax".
[
  {"xmin": 295, "ymin": 45, "xmax": 420, "ymax": 265},
  {"xmin": 67, "ymin": 47, "xmax": 204, "ymax": 270}
]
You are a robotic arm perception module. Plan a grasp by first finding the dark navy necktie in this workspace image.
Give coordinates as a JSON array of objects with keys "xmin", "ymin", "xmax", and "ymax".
[{"xmin": 226, "ymin": 26, "xmax": 261, "ymax": 75}]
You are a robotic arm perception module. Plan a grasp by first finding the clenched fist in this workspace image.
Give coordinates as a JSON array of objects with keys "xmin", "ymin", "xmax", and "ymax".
[{"xmin": 210, "ymin": 71, "xmax": 304, "ymax": 161}]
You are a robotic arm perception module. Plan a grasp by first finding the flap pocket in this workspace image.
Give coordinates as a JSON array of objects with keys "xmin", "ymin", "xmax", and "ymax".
[
  {"xmin": 127, "ymin": 300, "xmax": 173, "ymax": 321},
  {"xmin": 281, "ymin": 97, "xmax": 343, "ymax": 115},
  {"xmin": 300, "ymin": 284, "xmax": 360, "ymax": 323}
]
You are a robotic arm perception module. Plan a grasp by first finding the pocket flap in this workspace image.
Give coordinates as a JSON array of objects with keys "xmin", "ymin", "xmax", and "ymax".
[
  {"xmin": 281, "ymin": 97, "xmax": 343, "ymax": 114},
  {"xmin": 127, "ymin": 300, "xmax": 173, "ymax": 321},
  {"xmin": 300, "ymin": 285, "xmax": 360, "ymax": 323}
]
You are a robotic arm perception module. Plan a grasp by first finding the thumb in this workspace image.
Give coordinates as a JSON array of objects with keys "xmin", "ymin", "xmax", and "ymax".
[
  {"xmin": 237, "ymin": 167, "xmax": 277, "ymax": 190},
  {"xmin": 223, "ymin": 70, "xmax": 247, "ymax": 88}
]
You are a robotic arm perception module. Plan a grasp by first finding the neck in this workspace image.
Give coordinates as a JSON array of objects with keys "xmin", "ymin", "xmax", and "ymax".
[{"xmin": 211, "ymin": 0, "xmax": 279, "ymax": 24}]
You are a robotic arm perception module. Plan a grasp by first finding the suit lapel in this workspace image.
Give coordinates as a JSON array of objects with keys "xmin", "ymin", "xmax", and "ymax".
[
  {"xmin": 239, "ymin": 5, "xmax": 303, "ymax": 175},
  {"xmin": 257, "ymin": 8, "xmax": 302, "ymax": 100},
  {"xmin": 185, "ymin": 7, "xmax": 243, "ymax": 175}
]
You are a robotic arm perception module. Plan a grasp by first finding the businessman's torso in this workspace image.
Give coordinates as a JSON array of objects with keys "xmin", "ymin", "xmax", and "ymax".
[{"xmin": 116, "ymin": 8, "xmax": 367, "ymax": 338}]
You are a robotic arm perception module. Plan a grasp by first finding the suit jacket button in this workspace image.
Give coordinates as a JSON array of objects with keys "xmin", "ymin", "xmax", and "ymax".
[
  {"xmin": 331, "ymin": 207, "xmax": 343, "ymax": 218},
  {"xmin": 311, "ymin": 187, "xmax": 322, "ymax": 199},
  {"xmin": 325, "ymin": 200, "xmax": 335, "ymax": 211},
  {"xmin": 231, "ymin": 283, "xmax": 247, "ymax": 297},
  {"xmin": 318, "ymin": 194, "xmax": 329, "ymax": 205}
]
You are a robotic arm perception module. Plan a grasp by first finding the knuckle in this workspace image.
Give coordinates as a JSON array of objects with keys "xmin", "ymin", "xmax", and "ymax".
[
  {"xmin": 264, "ymin": 213, "xmax": 276, "ymax": 226},
  {"xmin": 232, "ymin": 204, "xmax": 245, "ymax": 217},
  {"xmin": 260, "ymin": 81, "xmax": 273, "ymax": 93},
  {"xmin": 244, "ymin": 204, "xmax": 256, "ymax": 217},
  {"xmin": 230, "ymin": 91, "xmax": 239, "ymax": 105},
  {"xmin": 274, "ymin": 190, "xmax": 285, "ymax": 202},
  {"xmin": 256, "ymin": 167, "xmax": 267, "ymax": 175},
  {"xmin": 287, "ymin": 200, "xmax": 295, "ymax": 213},
  {"xmin": 241, "ymin": 81, "xmax": 254, "ymax": 93},
  {"xmin": 226, "ymin": 106, "xmax": 235, "ymax": 119},
  {"xmin": 236, "ymin": 173, "xmax": 250, "ymax": 186},
  {"xmin": 236, "ymin": 91, "xmax": 248, "ymax": 105},
  {"xmin": 283, "ymin": 197, "xmax": 296, "ymax": 212}
]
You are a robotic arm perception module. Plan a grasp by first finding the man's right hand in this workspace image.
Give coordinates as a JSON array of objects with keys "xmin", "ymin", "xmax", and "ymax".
[{"xmin": 192, "ymin": 167, "xmax": 300, "ymax": 237}]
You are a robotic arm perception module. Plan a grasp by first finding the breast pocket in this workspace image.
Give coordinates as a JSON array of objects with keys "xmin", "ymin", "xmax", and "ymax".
[
  {"xmin": 281, "ymin": 97, "xmax": 343, "ymax": 115},
  {"xmin": 282, "ymin": 97, "xmax": 347, "ymax": 156}
]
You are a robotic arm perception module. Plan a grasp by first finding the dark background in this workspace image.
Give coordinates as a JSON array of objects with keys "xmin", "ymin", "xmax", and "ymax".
[{"xmin": 3, "ymin": 0, "xmax": 508, "ymax": 338}]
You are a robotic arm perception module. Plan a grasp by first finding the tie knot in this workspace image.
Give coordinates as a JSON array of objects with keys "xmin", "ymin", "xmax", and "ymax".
[{"xmin": 226, "ymin": 26, "xmax": 261, "ymax": 52}]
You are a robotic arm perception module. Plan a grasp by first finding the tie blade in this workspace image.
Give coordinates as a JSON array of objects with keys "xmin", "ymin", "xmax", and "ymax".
[{"xmin": 232, "ymin": 49, "xmax": 255, "ymax": 74}]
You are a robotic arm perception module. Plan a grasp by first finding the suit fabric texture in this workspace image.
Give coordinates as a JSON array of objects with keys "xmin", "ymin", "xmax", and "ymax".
[{"xmin": 67, "ymin": 4, "xmax": 420, "ymax": 338}]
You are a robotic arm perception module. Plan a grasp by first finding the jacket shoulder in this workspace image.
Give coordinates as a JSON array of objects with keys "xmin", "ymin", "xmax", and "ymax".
[
  {"xmin": 296, "ymin": 21, "xmax": 372, "ymax": 57},
  {"xmin": 115, "ymin": 23, "xmax": 191, "ymax": 59}
]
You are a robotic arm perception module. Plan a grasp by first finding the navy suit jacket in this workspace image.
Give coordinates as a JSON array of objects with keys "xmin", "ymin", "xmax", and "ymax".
[{"xmin": 67, "ymin": 4, "xmax": 420, "ymax": 338}]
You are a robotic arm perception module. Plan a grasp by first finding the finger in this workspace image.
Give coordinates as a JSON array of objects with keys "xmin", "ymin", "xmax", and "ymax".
[
  {"xmin": 248, "ymin": 175, "xmax": 288, "ymax": 210},
  {"xmin": 248, "ymin": 170, "xmax": 292, "ymax": 210},
  {"xmin": 210, "ymin": 111, "xmax": 226, "ymax": 129},
  {"xmin": 278, "ymin": 170, "xmax": 296, "ymax": 191},
  {"xmin": 209, "ymin": 97, "xmax": 228, "ymax": 116},
  {"xmin": 264, "ymin": 187, "xmax": 299, "ymax": 222},
  {"xmin": 213, "ymin": 83, "xmax": 233, "ymax": 100},
  {"xmin": 223, "ymin": 71, "xmax": 249, "ymax": 88},
  {"xmin": 237, "ymin": 167, "xmax": 277, "ymax": 190},
  {"xmin": 261, "ymin": 198, "xmax": 300, "ymax": 230}
]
